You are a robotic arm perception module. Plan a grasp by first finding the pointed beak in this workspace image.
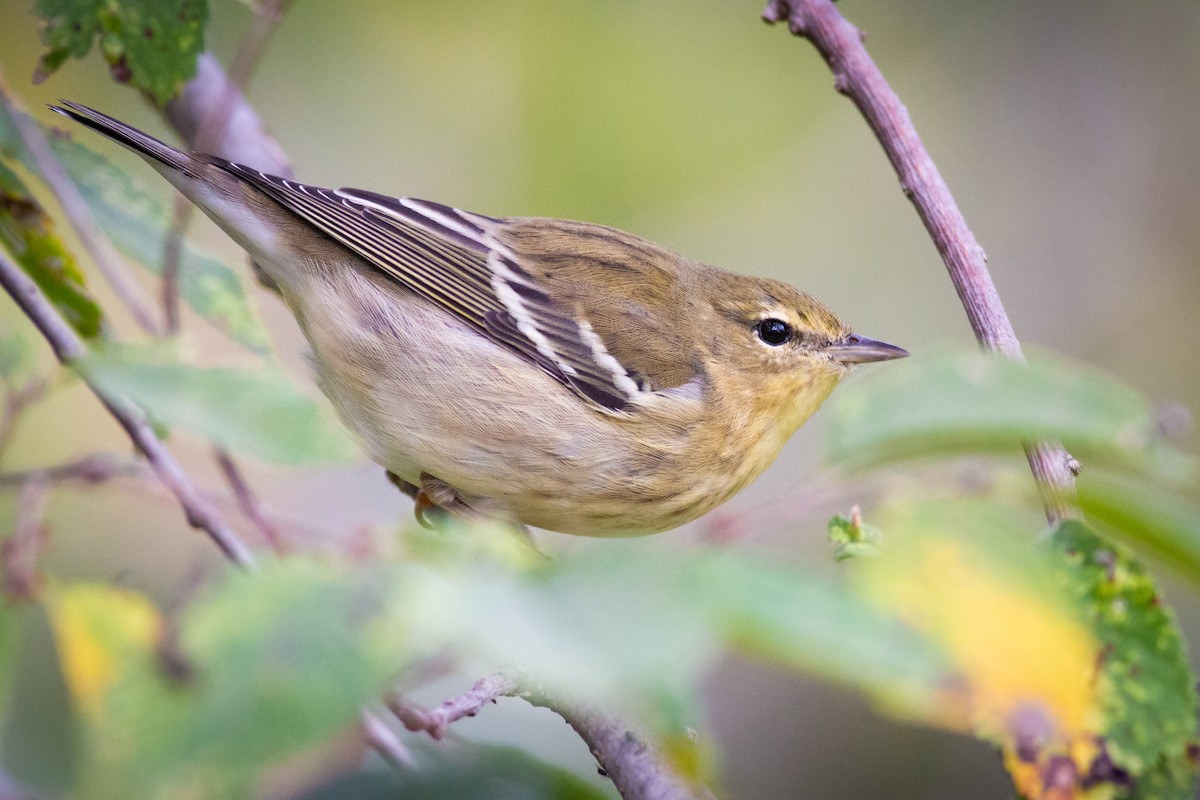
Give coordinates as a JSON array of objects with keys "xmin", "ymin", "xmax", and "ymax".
[{"xmin": 824, "ymin": 333, "xmax": 910, "ymax": 364}]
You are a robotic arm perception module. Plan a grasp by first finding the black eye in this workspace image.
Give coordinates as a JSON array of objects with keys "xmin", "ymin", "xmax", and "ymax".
[{"xmin": 756, "ymin": 318, "xmax": 793, "ymax": 346}]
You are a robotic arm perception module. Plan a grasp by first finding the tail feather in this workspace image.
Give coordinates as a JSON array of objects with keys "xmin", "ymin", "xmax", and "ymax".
[{"xmin": 49, "ymin": 101, "xmax": 199, "ymax": 178}]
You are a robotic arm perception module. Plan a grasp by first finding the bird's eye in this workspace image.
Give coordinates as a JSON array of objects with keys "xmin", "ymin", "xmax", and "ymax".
[{"xmin": 755, "ymin": 318, "xmax": 793, "ymax": 346}]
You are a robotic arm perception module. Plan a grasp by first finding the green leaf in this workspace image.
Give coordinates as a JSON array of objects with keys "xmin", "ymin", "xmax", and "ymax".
[
  {"xmin": 387, "ymin": 742, "xmax": 613, "ymax": 800},
  {"xmin": 46, "ymin": 131, "xmax": 271, "ymax": 354},
  {"xmin": 34, "ymin": 0, "xmax": 208, "ymax": 104},
  {"xmin": 0, "ymin": 159, "xmax": 26, "ymax": 194},
  {"xmin": 0, "ymin": 156, "xmax": 103, "ymax": 339},
  {"xmin": 828, "ymin": 509, "xmax": 883, "ymax": 561},
  {"xmin": 75, "ymin": 344, "xmax": 358, "ymax": 465},
  {"xmin": 48, "ymin": 568, "xmax": 400, "ymax": 798},
  {"xmin": 1045, "ymin": 521, "xmax": 1198, "ymax": 799},
  {"xmin": 0, "ymin": 598, "xmax": 20, "ymax": 745},
  {"xmin": 825, "ymin": 350, "xmax": 1193, "ymax": 481},
  {"xmin": 395, "ymin": 531, "xmax": 952, "ymax": 732},
  {"xmin": 171, "ymin": 563, "xmax": 399, "ymax": 781},
  {"xmin": 0, "ymin": 321, "xmax": 35, "ymax": 382},
  {"xmin": 1076, "ymin": 472, "xmax": 1200, "ymax": 585}
]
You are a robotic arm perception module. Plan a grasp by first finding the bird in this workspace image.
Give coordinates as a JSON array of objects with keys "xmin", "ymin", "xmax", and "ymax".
[{"xmin": 52, "ymin": 100, "xmax": 908, "ymax": 537}]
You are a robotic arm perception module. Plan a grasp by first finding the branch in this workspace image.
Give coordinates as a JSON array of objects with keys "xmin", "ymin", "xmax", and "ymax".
[
  {"xmin": 361, "ymin": 710, "xmax": 417, "ymax": 770},
  {"xmin": 393, "ymin": 674, "xmax": 714, "ymax": 800},
  {"xmin": 2, "ymin": 476, "xmax": 50, "ymax": 600},
  {"xmin": 762, "ymin": 0, "xmax": 1079, "ymax": 522},
  {"xmin": 0, "ymin": 376, "xmax": 46, "ymax": 459},
  {"xmin": 0, "ymin": 452, "xmax": 147, "ymax": 487},
  {"xmin": 390, "ymin": 672, "xmax": 518, "ymax": 741},
  {"xmin": 164, "ymin": 54, "xmax": 292, "ymax": 177},
  {"xmin": 213, "ymin": 448, "xmax": 287, "ymax": 554},
  {"xmin": 525, "ymin": 692, "xmax": 717, "ymax": 800},
  {"xmin": 0, "ymin": 250, "xmax": 255, "ymax": 567}
]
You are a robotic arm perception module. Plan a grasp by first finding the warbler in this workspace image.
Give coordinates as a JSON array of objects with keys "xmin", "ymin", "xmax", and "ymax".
[{"xmin": 53, "ymin": 101, "xmax": 907, "ymax": 536}]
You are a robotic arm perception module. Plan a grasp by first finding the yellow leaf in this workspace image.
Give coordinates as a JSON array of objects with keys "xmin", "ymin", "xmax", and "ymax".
[
  {"xmin": 859, "ymin": 500, "xmax": 1105, "ymax": 800},
  {"xmin": 45, "ymin": 584, "xmax": 161, "ymax": 717}
]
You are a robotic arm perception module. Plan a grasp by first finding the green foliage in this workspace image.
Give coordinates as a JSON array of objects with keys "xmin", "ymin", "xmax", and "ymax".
[
  {"xmin": 819, "ymin": 351, "xmax": 1200, "ymax": 797},
  {"xmin": 0, "ymin": 154, "xmax": 103, "ymax": 339},
  {"xmin": 1076, "ymin": 473, "xmax": 1200, "ymax": 585},
  {"xmin": 0, "ymin": 159, "xmax": 24, "ymax": 194},
  {"xmin": 293, "ymin": 743, "xmax": 612, "ymax": 800},
  {"xmin": 1045, "ymin": 521, "xmax": 1198, "ymax": 799},
  {"xmin": 828, "ymin": 508, "xmax": 883, "ymax": 561},
  {"xmin": 826, "ymin": 350, "xmax": 1192, "ymax": 481},
  {"xmin": 0, "ymin": 322, "xmax": 35, "ymax": 382},
  {"xmin": 825, "ymin": 349, "xmax": 1200, "ymax": 584},
  {"xmin": 387, "ymin": 742, "xmax": 613, "ymax": 800},
  {"xmin": 44, "ymin": 531, "xmax": 957, "ymax": 796},
  {"xmin": 75, "ymin": 343, "xmax": 357, "ymax": 465},
  {"xmin": 33, "ymin": 0, "xmax": 208, "ymax": 104},
  {"xmin": 178, "ymin": 563, "xmax": 400, "ymax": 774}
]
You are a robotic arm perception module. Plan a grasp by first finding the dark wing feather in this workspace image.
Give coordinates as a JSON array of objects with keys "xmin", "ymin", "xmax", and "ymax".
[{"xmin": 209, "ymin": 161, "xmax": 645, "ymax": 412}]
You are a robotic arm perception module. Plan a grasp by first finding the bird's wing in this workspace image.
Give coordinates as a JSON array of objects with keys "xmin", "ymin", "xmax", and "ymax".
[{"xmin": 211, "ymin": 162, "xmax": 647, "ymax": 413}]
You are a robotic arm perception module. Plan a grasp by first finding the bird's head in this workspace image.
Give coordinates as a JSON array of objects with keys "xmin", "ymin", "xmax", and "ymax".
[{"xmin": 703, "ymin": 272, "xmax": 908, "ymax": 433}]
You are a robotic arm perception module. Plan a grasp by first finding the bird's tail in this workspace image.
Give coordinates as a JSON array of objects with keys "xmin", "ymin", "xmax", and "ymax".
[{"xmin": 49, "ymin": 101, "xmax": 200, "ymax": 178}]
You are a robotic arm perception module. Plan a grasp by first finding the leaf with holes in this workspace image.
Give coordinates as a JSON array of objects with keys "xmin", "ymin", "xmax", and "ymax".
[
  {"xmin": 1044, "ymin": 521, "xmax": 1198, "ymax": 800},
  {"xmin": 34, "ymin": 0, "xmax": 208, "ymax": 104}
]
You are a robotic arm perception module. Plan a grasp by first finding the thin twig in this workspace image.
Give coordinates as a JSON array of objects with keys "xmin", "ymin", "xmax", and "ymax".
[
  {"xmin": 0, "ymin": 250, "xmax": 255, "ymax": 567},
  {"xmin": 391, "ymin": 674, "xmax": 713, "ymax": 800},
  {"xmin": 212, "ymin": 447, "xmax": 287, "ymax": 554},
  {"xmin": 0, "ymin": 452, "xmax": 147, "ymax": 487},
  {"xmin": 155, "ymin": 9, "xmax": 298, "ymax": 553},
  {"xmin": 2, "ymin": 477, "xmax": 50, "ymax": 600},
  {"xmin": 763, "ymin": 0, "xmax": 1078, "ymax": 523},
  {"xmin": 156, "ymin": 13, "xmax": 299, "ymax": 537},
  {"xmin": 0, "ymin": 452, "xmax": 345, "ymax": 549},
  {"xmin": 0, "ymin": 70, "xmax": 162, "ymax": 336},
  {"xmin": 390, "ymin": 673, "xmax": 519, "ymax": 741},
  {"xmin": 361, "ymin": 710, "xmax": 417, "ymax": 770},
  {"xmin": 0, "ymin": 377, "xmax": 46, "ymax": 460},
  {"xmin": 0, "ymin": 255, "xmax": 409, "ymax": 774},
  {"xmin": 524, "ymin": 690, "xmax": 717, "ymax": 800}
]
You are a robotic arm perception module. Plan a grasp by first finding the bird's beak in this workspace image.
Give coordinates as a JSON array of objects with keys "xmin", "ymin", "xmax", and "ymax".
[{"xmin": 824, "ymin": 333, "xmax": 910, "ymax": 364}]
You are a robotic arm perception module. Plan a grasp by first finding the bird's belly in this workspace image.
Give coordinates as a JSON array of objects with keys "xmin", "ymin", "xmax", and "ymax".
[{"xmin": 283, "ymin": 267, "xmax": 721, "ymax": 534}]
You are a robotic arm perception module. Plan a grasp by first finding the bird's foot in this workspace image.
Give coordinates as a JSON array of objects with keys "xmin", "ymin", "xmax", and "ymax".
[
  {"xmin": 386, "ymin": 470, "xmax": 477, "ymax": 530},
  {"xmin": 385, "ymin": 471, "xmax": 539, "ymax": 554}
]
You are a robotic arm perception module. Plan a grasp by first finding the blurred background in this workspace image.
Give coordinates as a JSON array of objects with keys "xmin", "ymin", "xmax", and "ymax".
[{"xmin": 1, "ymin": 0, "xmax": 1198, "ymax": 797}]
